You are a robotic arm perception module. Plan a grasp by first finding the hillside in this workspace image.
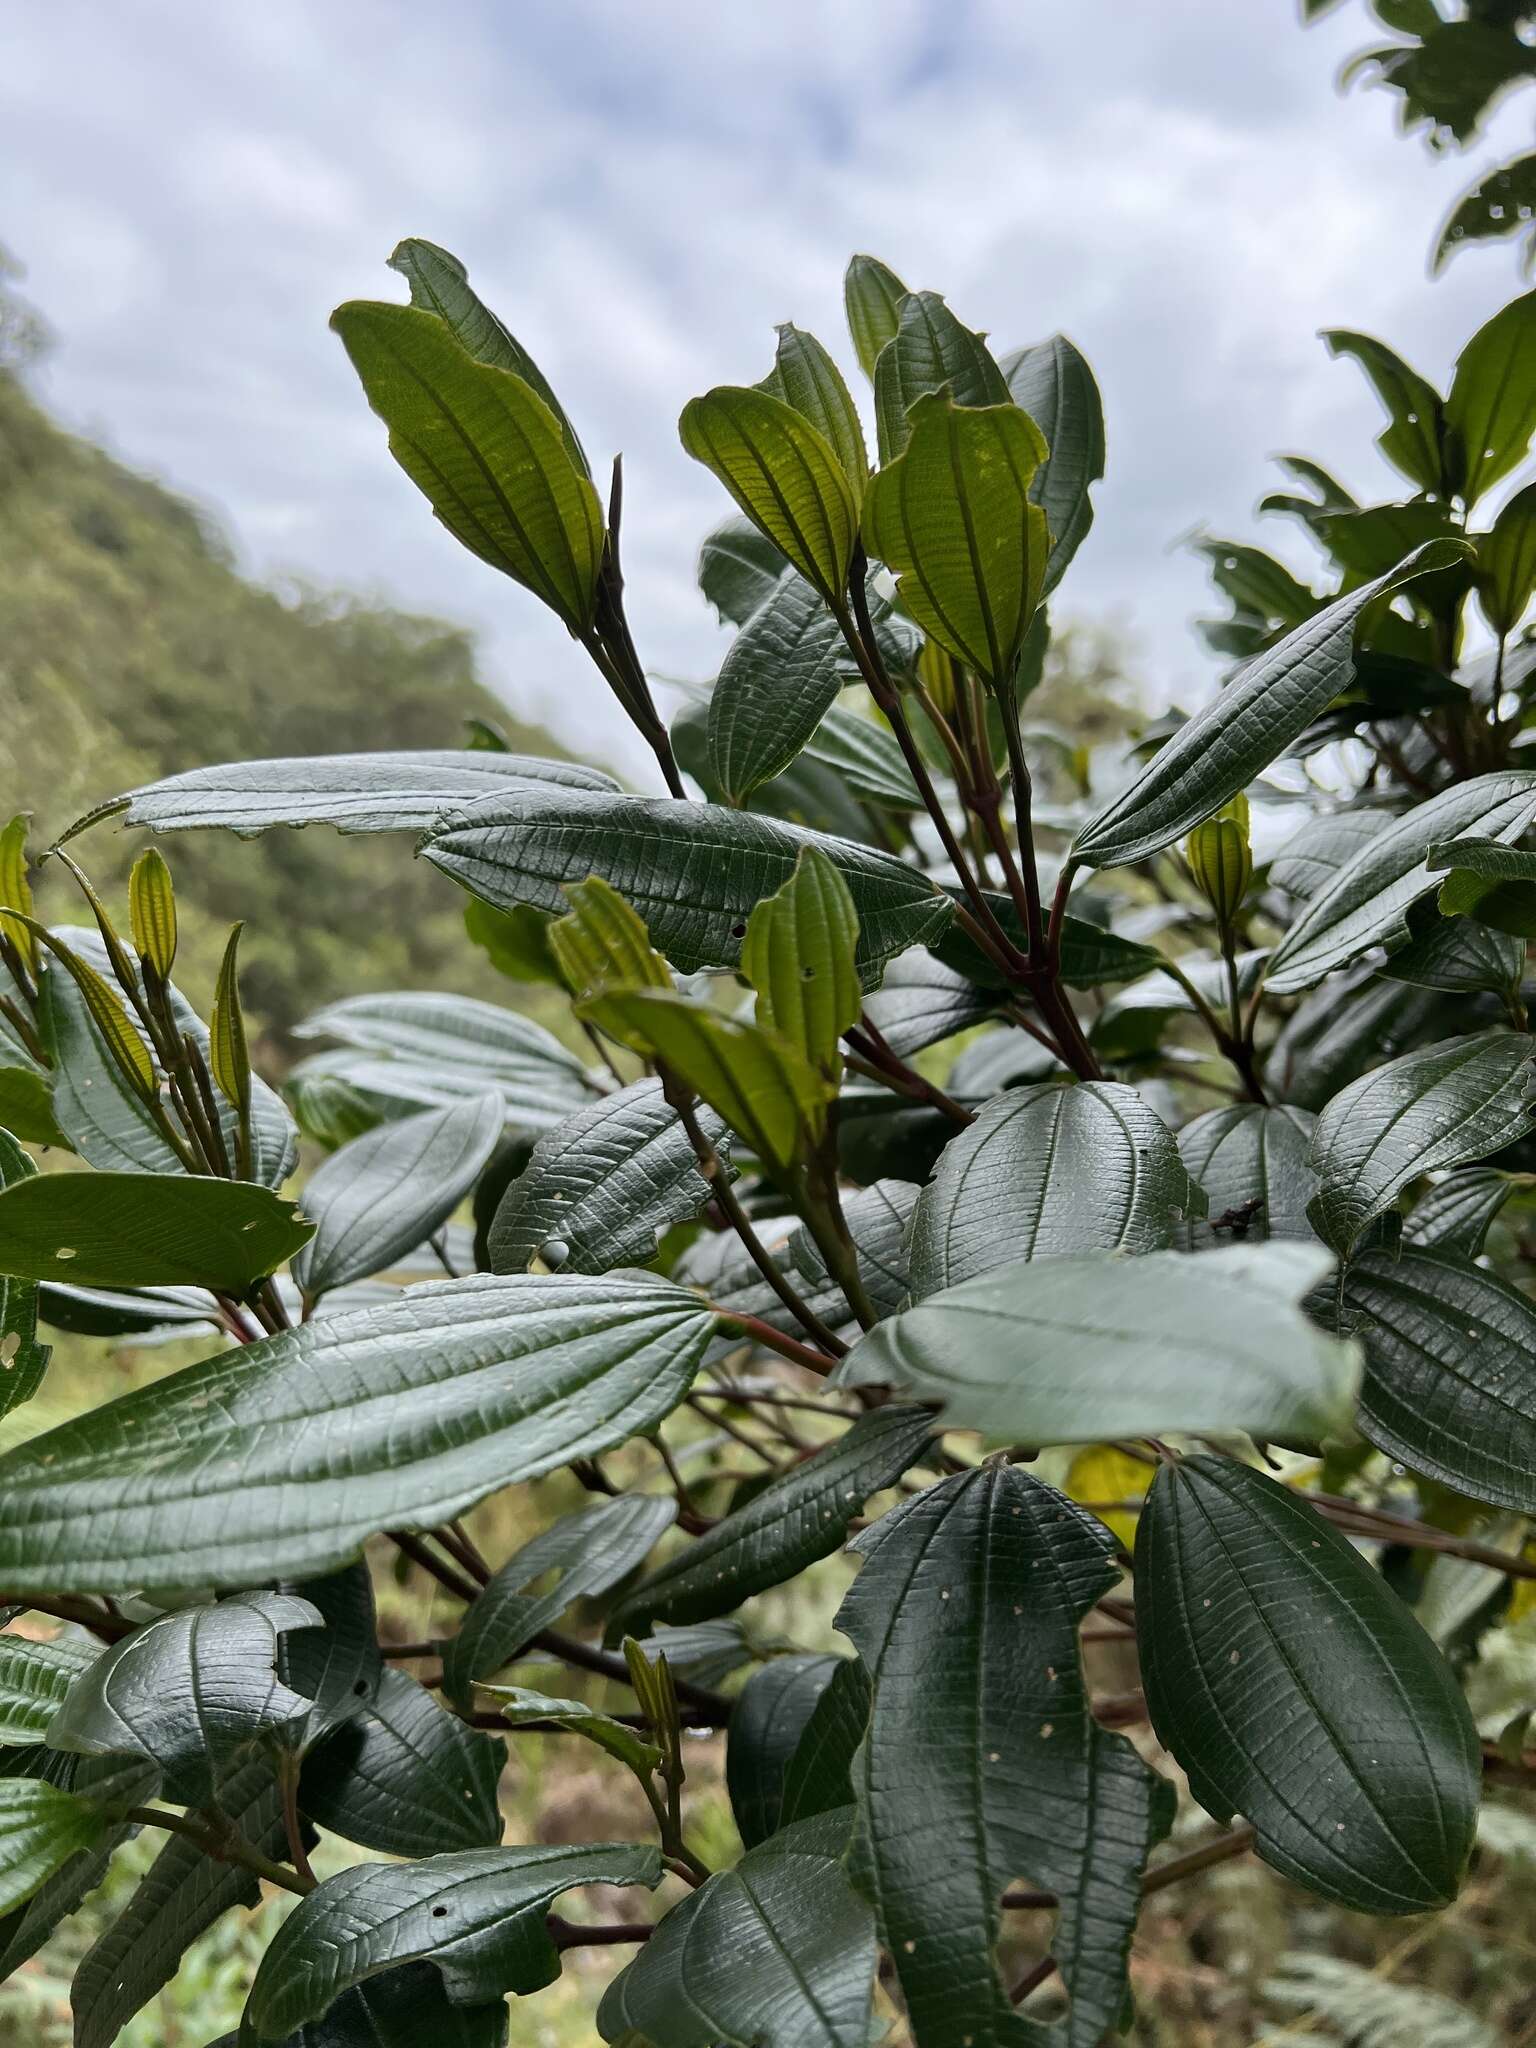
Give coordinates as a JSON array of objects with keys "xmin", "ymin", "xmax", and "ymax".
[{"xmin": 0, "ymin": 360, "xmax": 582, "ymax": 1043}]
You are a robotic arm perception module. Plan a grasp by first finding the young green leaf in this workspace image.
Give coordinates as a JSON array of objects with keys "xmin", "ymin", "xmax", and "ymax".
[
  {"xmin": 678, "ymin": 385, "xmax": 858, "ymax": 608},
  {"xmin": 862, "ymin": 392, "xmax": 1049, "ymax": 694},
  {"xmin": 0, "ymin": 1781, "xmax": 106, "ymax": 1919},
  {"xmin": 244, "ymin": 1842, "xmax": 664, "ymax": 2038},
  {"xmin": 31, "ymin": 929, "xmax": 156, "ymax": 1107},
  {"xmin": 598, "ymin": 1811, "xmax": 877, "ymax": 2048},
  {"xmin": 291, "ymin": 1090, "xmax": 503, "ymax": 1300},
  {"xmin": 1137, "ymin": 1456, "xmax": 1480, "ymax": 1913},
  {"xmin": 473, "ymin": 1686, "xmax": 660, "ymax": 1780},
  {"xmin": 0, "ymin": 1169, "xmax": 311, "ymax": 1292},
  {"xmin": 0, "ymin": 1273, "xmax": 715, "ymax": 1592},
  {"xmin": 1321, "ymin": 329, "xmax": 1448, "ymax": 494},
  {"xmin": 741, "ymin": 846, "xmax": 861, "ymax": 1077},
  {"xmin": 331, "ymin": 301, "xmax": 604, "ymax": 634},
  {"xmin": 840, "ymin": 1241, "xmax": 1359, "ymax": 1447},
  {"xmin": 1446, "ymin": 288, "xmax": 1536, "ymax": 504},
  {"xmin": 843, "ymin": 252, "xmax": 909, "ymax": 382},
  {"xmin": 871, "ymin": 289, "xmax": 1009, "ymax": 464},
  {"xmin": 838, "ymin": 1465, "xmax": 1173, "ymax": 2048},
  {"xmin": 1307, "ymin": 1031, "xmax": 1536, "ymax": 1255},
  {"xmin": 706, "ymin": 570, "xmax": 848, "ymax": 804},
  {"xmin": 208, "ymin": 923, "xmax": 251, "ymax": 1166},
  {"xmin": 760, "ymin": 323, "xmax": 868, "ymax": 497},
  {"xmin": 1001, "ymin": 332, "xmax": 1106, "ymax": 594},
  {"xmin": 1072, "ymin": 539, "xmax": 1469, "ymax": 870},
  {"xmin": 906, "ymin": 1079, "xmax": 1204, "ymax": 1298},
  {"xmin": 126, "ymin": 847, "xmax": 177, "ymax": 981},
  {"xmin": 1185, "ymin": 792, "xmax": 1254, "ymax": 929},
  {"xmin": 0, "ymin": 816, "xmax": 38, "ymax": 975}
]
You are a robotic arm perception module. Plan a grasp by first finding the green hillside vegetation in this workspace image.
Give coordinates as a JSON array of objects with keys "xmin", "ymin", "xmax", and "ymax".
[{"xmin": 0, "ymin": 349, "xmax": 583, "ymax": 1049}]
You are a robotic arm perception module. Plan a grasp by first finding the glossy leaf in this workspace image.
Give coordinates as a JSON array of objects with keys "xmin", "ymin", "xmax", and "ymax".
[
  {"xmin": 489, "ymin": 1078, "xmax": 724, "ymax": 1276},
  {"xmin": 843, "ymin": 252, "xmax": 909, "ymax": 381},
  {"xmin": 442, "ymin": 1492, "xmax": 677, "ymax": 1708},
  {"xmin": 742, "ymin": 846, "xmax": 861, "ymax": 1076},
  {"xmin": 726, "ymin": 1654, "xmax": 841, "ymax": 1850},
  {"xmin": 907, "ymin": 1080, "xmax": 1203, "ymax": 1298},
  {"xmin": 1345, "ymin": 1246, "xmax": 1536, "ymax": 1513},
  {"xmin": 1072, "ymin": 540, "xmax": 1468, "ymax": 870},
  {"xmin": 0, "ymin": 1273, "xmax": 714, "ymax": 1592},
  {"xmin": 331, "ymin": 302, "xmax": 604, "ymax": 633},
  {"xmin": 1000, "ymin": 332, "xmax": 1105, "ymax": 594},
  {"xmin": 1446, "ymin": 288, "xmax": 1536, "ymax": 504},
  {"xmin": 840, "ymin": 1241, "xmax": 1358, "ymax": 1447},
  {"xmin": 606, "ymin": 1406, "xmax": 935, "ymax": 1639},
  {"xmin": 1321, "ymin": 329, "xmax": 1447, "ymax": 494},
  {"xmin": 1266, "ymin": 770, "xmax": 1536, "ymax": 992},
  {"xmin": 215, "ymin": 1964, "xmax": 507, "ymax": 2048},
  {"xmin": 697, "ymin": 516, "xmax": 789, "ymax": 626},
  {"xmin": 679, "ymin": 385, "xmax": 858, "ymax": 607},
  {"xmin": 859, "ymin": 949, "xmax": 996, "ymax": 1056},
  {"xmin": 1174, "ymin": 1103, "xmax": 1318, "ymax": 1250},
  {"xmin": 0, "ymin": 1130, "xmax": 49, "ymax": 1420},
  {"xmin": 301, "ymin": 1667, "xmax": 503, "ymax": 1856},
  {"xmin": 1307, "ymin": 1031, "xmax": 1535, "ymax": 1255},
  {"xmin": 598, "ymin": 1811, "xmax": 876, "ymax": 2048},
  {"xmin": 871, "ymin": 290, "xmax": 1008, "ymax": 464},
  {"xmin": 1405, "ymin": 1167, "xmax": 1514, "ymax": 1255},
  {"xmin": 761, "ymin": 323, "xmax": 867, "ymax": 496},
  {"xmin": 0, "ymin": 1635, "xmax": 96, "ymax": 1744},
  {"xmin": 244, "ymin": 1842, "xmax": 663, "ymax": 2039},
  {"xmin": 0, "ymin": 1780, "xmax": 105, "ymax": 1918},
  {"xmin": 0, "ymin": 1170, "xmax": 310, "ymax": 1292},
  {"xmin": 1476, "ymin": 479, "xmax": 1536, "ymax": 633},
  {"xmin": 707, "ymin": 571, "xmax": 847, "ymax": 803},
  {"xmin": 778, "ymin": 1655, "xmax": 872, "ymax": 1833},
  {"xmin": 1137, "ymin": 1456, "xmax": 1479, "ymax": 1913},
  {"xmin": 838, "ymin": 1465, "xmax": 1173, "ymax": 2048},
  {"xmin": 1381, "ymin": 908, "xmax": 1524, "ymax": 995},
  {"xmin": 422, "ymin": 787, "xmax": 952, "ymax": 986},
  {"xmin": 292, "ymin": 1092, "xmax": 502, "ymax": 1299},
  {"xmin": 862, "ymin": 392, "xmax": 1048, "ymax": 693}
]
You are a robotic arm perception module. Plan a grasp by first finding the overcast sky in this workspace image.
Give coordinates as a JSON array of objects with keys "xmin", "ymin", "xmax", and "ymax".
[{"xmin": 2, "ymin": 1, "xmax": 1529, "ymax": 783}]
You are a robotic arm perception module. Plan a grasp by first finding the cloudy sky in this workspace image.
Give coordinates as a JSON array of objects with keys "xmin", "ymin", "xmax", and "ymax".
[{"xmin": 2, "ymin": 1, "xmax": 1529, "ymax": 782}]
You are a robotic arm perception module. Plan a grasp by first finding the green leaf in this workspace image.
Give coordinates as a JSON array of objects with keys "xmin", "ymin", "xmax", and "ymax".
[
  {"xmin": 598, "ymin": 990, "xmax": 832, "ymax": 1175},
  {"xmin": 74, "ymin": 751, "xmax": 615, "ymax": 842},
  {"xmin": 843, "ymin": 253, "xmax": 909, "ymax": 382},
  {"xmin": 244, "ymin": 1841, "xmax": 663, "ymax": 2039},
  {"xmin": 488, "ymin": 1078, "xmax": 724, "ymax": 1277},
  {"xmin": 0, "ymin": 1272, "xmax": 714, "ymax": 1593},
  {"xmin": 1307, "ymin": 1030, "xmax": 1535, "ymax": 1255},
  {"xmin": 462, "ymin": 898, "xmax": 562, "ymax": 987},
  {"xmin": 0, "ymin": 1780, "xmax": 105, "ymax": 1918},
  {"xmin": 1321, "ymin": 330, "xmax": 1448, "ymax": 494},
  {"xmin": 839, "ymin": 1241, "xmax": 1359, "ymax": 1447},
  {"xmin": 860, "ymin": 950, "xmax": 996, "ymax": 1056},
  {"xmin": 0, "ymin": 1635, "xmax": 96, "ymax": 1745},
  {"xmin": 292, "ymin": 1092, "xmax": 503, "ymax": 1300},
  {"xmin": 277, "ymin": 1562, "xmax": 384, "ymax": 1751},
  {"xmin": 798, "ymin": 699, "xmax": 922, "ymax": 809},
  {"xmin": 778, "ymin": 1657, "xmax": 872, "ymax": 1833},
  {"xmin": 1380, "ymin": 908, "xmax": 1525, "ymax": 995},
  {"xmin": 697, "ymin": 516, "xmax": 790, "ymax": 627},
  {"xmin": 907, "ymin": 1080, "xmax": 1204, "ymax": 1299},
  {"xmin": 48, "ymin": 1593, "xmax": 321, "ymax": 1804},
  {"xmin": 1136, "ymin": 1455, "xmax": 1480, "ymax": 1913},
  {"xmin": 217, "ymin": 1965, "xmax": 508, "ymax": 2047},
  {"xmin": 1266, "ymin": 770, "xmax": 1536, "ymax": 992},
  {"xmin": 1434, "ymin": 150, "xmax": 1536, "ymax": 274},
  {"xmin": 473, "ymin": 1686, "xmax": 659, "ymax": 1779},
  {"xmin": 442, "ymin": 1492, "xmax": 676, "ymax": 1709},
  {"xmin": 1312, "ymin": 500, "xmax": 1462, "ymax": 585},
  {"xmin": 0, "ymin": 1130, "xmax": 49, "ymax": 1421},
  {"xmin": 0, "ymin": 815, "xmax": 37, "ymax": 975},
  {"xmin": 1002, "ymin": 334, "xmax": 1106, "ymax": 594},
  {"xmin": 1072, "ymin": 540, "xmax": 1468, "ymax": 870},
  {"xmin": 301, "ymin": 1668, "xmax": 504, "ymax": 1857},
  {"xmin": 599, "ymin": 1811, "xmax": 876, "ymax": 2048},
  {"xmin": 386, "ymin": 236, "xmax": 590, "ymax": 475},
  {"xmin": 1477, "ymin": 481, "xmax": 1536, "ymax": 633},
  {"xmin": 72, "ymin": 1755, "xmax": 282, "ymax": 2048},
  {"xmin": 838, "ymin": 1465, "xmax": 1173, "ymax": 2048},
  {"xmin": 127, "ymin": 847, "xmax": 178, "ymax": 980},
  {"xmin": 679, "ymin": 385, "xmax": 858, "ymax": 608},
  {"xmin": 1173, "ymin": 1104, "xmax": 1319, "ymax": 1250},
  {"xmin": 1344, "ymin": 1245, "xmax": 1536, "ymax": 1512},
  {"xmin": 742, "ymin": 846, "xmax": 861, "ymax": 1077},
  {"xmin": 726, "ymin": 1654, "xmax": 841, "ymax": 1849},
  {"xmin": 0, "ymin": 1170, "xmax": 310, "ymax": 1292},
  {"xmin": 1446, "ymin": 288, "xmax": 1536, "ymax": 505},
  {"xmin": 706, "ymin": 571, "xmax": 848, "ymax": 803},
  {"xmin": 1195, "ymin": 538, "xmax": 1320, "ymax": 629},
  {"xmin": 422, "ymin": 787, "xmax": 952, "ymax": 987},
  {"xmin": 0, "ymin": 1065, "xmax": 67, "ymax": 1151},
  {"xmin": 331, "ymin": 302, "xmax": 604, "ymax": 634},
  {"xmin": 606, "ymin": 1407, "xmax": 935, "ymax": 1640},
  {"xmin": 1406, "ymin": 1167, "xmax": 1514, "ymax": 1255},
  {"xmin": 862, "ymin": 392, "xmax": 1048, "ymax": 693},
  {"xmin": 760, "ymin": 324, "xmax": 868, "ymax": 497},
  {"xmin": 871, "ymin": 290, "xmax": 1009, "ymax": 465}
]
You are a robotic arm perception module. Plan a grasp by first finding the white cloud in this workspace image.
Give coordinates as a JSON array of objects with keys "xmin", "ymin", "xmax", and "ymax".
[{"xmin": 2, "ymin": 0, "xmax": 1529, "ymax": 780}]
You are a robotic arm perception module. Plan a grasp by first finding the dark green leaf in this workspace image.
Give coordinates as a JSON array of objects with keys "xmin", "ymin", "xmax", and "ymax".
[
  {"xmin": 213, "ymin": 1963, "xmax": 507, "ymax": 2047},
  {"xmin": 778, "ymin": 1656, "xmax": 871, "ymax": 1833},
  {"xmin": 859, "ymin": 949, "xmax": 997, "ymax": 1056},
  {"xmin": 488, "ymin": 1078, "xmax": 724, "ymax": 1277},
  {"xmin": 598, "ymin": 1811, "xmax": 876, "ymax": 2048},
  {"xmin": 0, "ymin": 1171, "xmax": 310, "ymax": 1292},
  {"xmin": 1434, "ymin": 151, "xmax": 1536, "ymax": 274},
  {"xmin": 606, "ymin": 1406, "xmax": 935, "ymax": 1640},
  {"xmin": 840, "ymin": 1242, "xmax": 1358, "ymax": 1446},
  {"xmin": 1446, "ymin": 288, "xmax": 1536, "ymax": 504},
  {"xmin": 0, "ymin": 1273, "xmax": 714, "ymax": 1592},
  {"xmin": 1072, "ymin": 540, "xmax": 1468, "ymax": 870},
  {"xmin": 1269, "ymin": 808, "xmax": 1393, "ymax": 902},
  {"xmin": 0, "ymin": 1634, "xmax": 96, "ymax": 1744},
  {"xmin": 1380, "ymin": 908, "xmax": 1524, "ymax": 994},
  {"xmin": 331, "ymin": 303, "xmax": 604, "ymax": 634},
  {"xmin": 423, "ymin": 787, "xmax": 951, "ymax": 986},
  {"xmin": 796, "ymin": 699, "xmax": 921, "ymax": 810},
  {"xmin": 1476, "ymin": 479, "xmax": 1536, "ymax": 634},
  {"xmin": 1137, "ymin": 1455, "xmax": 1480, "ymax": 1913},
  {"xmin": 871, "ymin": 290, "xmax": 1008, "ymax": 465},
  {"xmin": 1001, "ymin": 333, "xmax": 1105, "ymax": 594},
  {"xmin": 1405, "ymin": 1167, "xmax": 1514, "ymax": 1255},
  {"xmin": 1194, "ymin": 537, "xmax": 1320, "ymax": 628},
  {"xmin": 1321, "ymin": 330, "xmax": 1447, "ymax": 494},
  {"xmin": 838, "ymin": 1465, "xmax": 1173, "ymax": 2048},
  {"xmin": 726, "ymin": 1654, "xmax": 840, "ymax": 1849},
  {"xmin": 1174, "ymin": 1104, "xmax": 1319, "ymax": 1250},
  {"xmin": 442, "ymin": 1492, "xmax": 676, "ymax": 1708},
  {"xmin": 697, "ymin": 516, "xmax": 789, "ymax": 627},
  {"xmin": 1307, "ymin": 1030, "xmax": 1535, "ymax": 1255},
  {"xmin": 244, "ymin": 1842, "xmax": 663, "ymax": 2038},
  {"xmin": 278, "ymin": 1563, "xmax": 383, "ymax": 1751},
  {"xmin": 843, "ymin": 252, "xmax": 909, "ymax": 382},
  {"xmin": 301, "ymin": 1668, "xmax": 503, "ymax": 1856},
  {"xmin": 907, "ymin": 1080, "xmax": 1203, "ymax": 1298},
  {"xmin": 0, "ymin": 1130, "xmax": 48, "ymax": 1420},
  {"xmin": 707, "ymin": 572, "xmax": 847, "ymax": 803},
  {"xmin": 934, "ymin": 891, "xmax": 1164, "ymax": 991},
  {"xmin": 292, "ymin": 1092, "xmax": 503, "ymax": 1300}
]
